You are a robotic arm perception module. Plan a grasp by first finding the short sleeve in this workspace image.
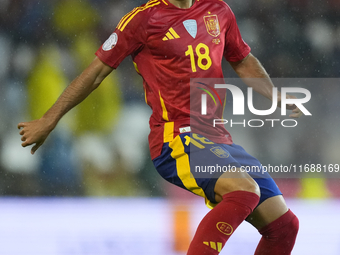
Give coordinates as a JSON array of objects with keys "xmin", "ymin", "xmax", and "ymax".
[
  {"xmin": 95, "ymin": 9, "xmax": 147, "ymax": 69},
  {"xmin": 223, "ymin": 6, "xmax": 251, "ymax": 62}
]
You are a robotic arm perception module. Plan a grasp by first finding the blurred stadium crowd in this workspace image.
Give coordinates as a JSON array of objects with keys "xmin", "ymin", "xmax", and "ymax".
[{"xmin": 0, "ymin": 0, "xmax": 339, "ymax": 198}]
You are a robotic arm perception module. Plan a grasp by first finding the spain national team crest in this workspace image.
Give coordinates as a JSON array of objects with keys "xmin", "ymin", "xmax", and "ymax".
[
  {"xmin": 210, "ymin": 146, "xmax": 230, "ymax": 158},
  {"xmin": 203, "ymin": 15, "xmax": 220, "ymax": 37},
  {"xmin": 216, "ymin": 222, "xmax": 234, "ymax": 235}
]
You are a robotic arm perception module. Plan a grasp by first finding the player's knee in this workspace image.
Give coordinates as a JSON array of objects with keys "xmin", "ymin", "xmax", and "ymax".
[
  {"xmin": 287, "ymin": 211, "xmax": 299, "ymax": 238},
  {"xmin": 237, "ymin": 178, "xmax": 260, "ymax": 197},
  {"xmin": 256, "ymin": 210, "xmax": 299, "ymax": 253},
  {"xmin": 232, "ymin": 174, "xmax": 261, "ymax": 197},
  {"xmin": 282, "ymin": 210, "xmax": 299, "ymax": 239},
  {"xmin": 261, "ymin": 209, "xmax": 299, "ymax": 241},
  {"xmin": 215, "ymin": 174, "xmax": 260, "ymax": 199}
]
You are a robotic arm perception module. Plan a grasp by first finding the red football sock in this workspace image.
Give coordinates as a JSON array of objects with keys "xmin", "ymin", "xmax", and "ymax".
[
  {"xmin": 187, "ymin": 191, "xmax": 260, "ymax": 255},
  {"xmin": 254, "ymin": 209, "xmax": 299, "ymax": 255}
]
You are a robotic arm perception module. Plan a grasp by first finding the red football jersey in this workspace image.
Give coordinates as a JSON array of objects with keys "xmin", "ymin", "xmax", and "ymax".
[{"xmin": 96, "ymin": 0, "xmax": 251, "ymax": 159}]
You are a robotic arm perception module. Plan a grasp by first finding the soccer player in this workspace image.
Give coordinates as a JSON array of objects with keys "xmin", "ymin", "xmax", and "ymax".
[{"xmin": 18, "ymin": 0, "xmax": 301, "ymax": 254}]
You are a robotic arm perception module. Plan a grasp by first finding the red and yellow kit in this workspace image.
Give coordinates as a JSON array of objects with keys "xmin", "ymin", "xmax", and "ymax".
[{"xmin": 96, "ymin": 0, "xmax": 251, "ymax": 159}]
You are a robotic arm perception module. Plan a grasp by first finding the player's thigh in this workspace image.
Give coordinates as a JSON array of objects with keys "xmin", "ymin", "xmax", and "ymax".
[
  {"xmin": 246, "ymin": 195, "xmax": 288, "ymax": 230},
  {"xmin": 153, "ymin": 133, "xmax": 248, "ymax": 207},
  {"xmin": 152, "ymin": 133, "xmax": 221, "ymax": 206}
]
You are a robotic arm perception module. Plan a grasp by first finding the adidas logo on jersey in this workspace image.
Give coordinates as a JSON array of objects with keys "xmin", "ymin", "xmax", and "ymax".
[
  {"xmin": 203, "ymin": 241, "xmax": 223, "ymax": 252},
  {"xmin": 162, "ymin": 27, "xmax": 180, "ymax": 41}
]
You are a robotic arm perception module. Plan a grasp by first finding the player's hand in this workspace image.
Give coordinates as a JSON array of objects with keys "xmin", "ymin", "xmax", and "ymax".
[
  {"xmin": 277, "ymin": 94, "xmax": 303, "ymax": 118},
  {"xmin": 18, "ymin": 118, "xmax": 54, "ymax": 155}
]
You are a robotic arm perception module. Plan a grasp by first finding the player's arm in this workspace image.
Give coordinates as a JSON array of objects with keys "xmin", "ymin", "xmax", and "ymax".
[
  {"xmin": 18, "ymin": 57, "xmax": 114, "ymax": 154},
  {"xmin": 229, "ymin": 53, "xmax": 302, "ymax": 118}
]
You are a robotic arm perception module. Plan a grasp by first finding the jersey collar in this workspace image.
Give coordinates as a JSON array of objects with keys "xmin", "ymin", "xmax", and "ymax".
[{"xmin": 162, "ymin": 0, "xmax": 199, "ymax": 10}]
